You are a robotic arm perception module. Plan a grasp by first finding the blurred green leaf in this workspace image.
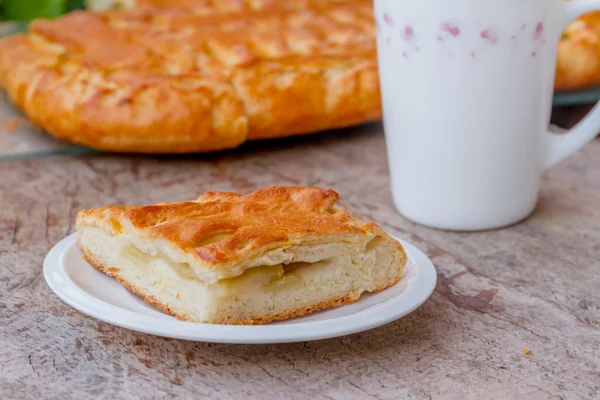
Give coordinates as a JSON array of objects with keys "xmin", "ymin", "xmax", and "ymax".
[
  {"xmin": 2, "ymin": 0, "xmax": 84, "ymax": 21},
  {"xmin": 66, "ymin": 0, "xmax": 85, "ymax": 12}
]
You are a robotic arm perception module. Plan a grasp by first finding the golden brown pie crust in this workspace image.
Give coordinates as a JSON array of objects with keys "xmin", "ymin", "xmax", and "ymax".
[
  {"xmin": 76, "ymin": 186, "xmax": 393, "ymax": 274},
  {"xmin": 556, "ymin": 12, "xmax": 600, "ymax": 91},
  {"xmin": 0, "ymin": 0, "xmax": 379, "ymax": 153}
]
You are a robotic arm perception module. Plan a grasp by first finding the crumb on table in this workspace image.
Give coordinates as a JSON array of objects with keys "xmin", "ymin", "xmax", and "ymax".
[
  {"xmin": 523, "ymin": 347, "xmax": 532, "ymax": 355},
  {"xmin": 0, "ymin": 117, "xmax": 26, "ymax": 132}
]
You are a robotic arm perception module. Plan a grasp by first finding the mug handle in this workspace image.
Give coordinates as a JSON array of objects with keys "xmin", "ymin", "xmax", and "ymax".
[{"xmin": 544, "ymin": 0, "xmax": 600, "ymax": 168}]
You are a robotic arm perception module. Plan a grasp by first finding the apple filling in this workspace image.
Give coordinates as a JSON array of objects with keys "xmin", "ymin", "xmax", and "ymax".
[
  {"xmin": 119, "ymin": 244, "xmax": 324, "ymax": 298},
  {"xmin": 210, "ymin": 264, "xmax": 306, "ymax": 297}
]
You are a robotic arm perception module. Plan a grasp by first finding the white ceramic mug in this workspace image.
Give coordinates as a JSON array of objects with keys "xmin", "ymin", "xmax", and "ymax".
[{"xmin": 375, "ymin": 0, "xmax": 600, "ymax": 231}]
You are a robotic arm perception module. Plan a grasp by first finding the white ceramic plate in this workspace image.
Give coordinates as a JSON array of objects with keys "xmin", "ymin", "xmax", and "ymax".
[{"xmin": 43, "ymin": 233, "xmax": 437, "ymax": 344}]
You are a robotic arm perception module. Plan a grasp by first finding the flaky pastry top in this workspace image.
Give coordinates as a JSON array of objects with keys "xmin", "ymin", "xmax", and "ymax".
[
  {"xmin": 18, "ymin": 0, "xmax": 375, "ymax": 81},
  {"xmin": 0, "ymin": 0, "xmax": 378, "ymax": 153},
  {"xmin": 76, "ymin": 187, "xmax": 384, "ymax": 269}
]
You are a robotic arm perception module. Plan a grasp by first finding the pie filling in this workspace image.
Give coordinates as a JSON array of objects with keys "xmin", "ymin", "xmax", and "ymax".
[{"xmin": 118, "ymin": 242, "xmax": 338, "ymax": 298}]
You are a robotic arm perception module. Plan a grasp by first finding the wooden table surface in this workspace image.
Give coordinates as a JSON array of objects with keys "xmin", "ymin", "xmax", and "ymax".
[{"xmin": 1, "ymin": 111, "xmax": 599, "ymax": 399}]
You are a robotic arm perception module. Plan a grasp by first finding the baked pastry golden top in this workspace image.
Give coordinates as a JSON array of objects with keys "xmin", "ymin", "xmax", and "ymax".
[
  {"xmin": 77, "ymin": 186, "xmax": 387, "ymax": 279},
  {"xmin": 0, "ymin": 1, "xmax": 379, "ymax": 153},
  {"xmin": 556, "ymin": 12, "xmax": 600, "ymax": 91},
  {"xmin": 134, "ymin": 0, "xmax": 352, "ymax": 14}
]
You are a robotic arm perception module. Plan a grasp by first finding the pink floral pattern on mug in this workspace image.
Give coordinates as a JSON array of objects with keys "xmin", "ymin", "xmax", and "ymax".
[
  {"xmin": 376, "ymin": 12, "xmax": 548, "ymax": 59},
  {"xmin": 531, "ymin": 22, "xmax": 547, "ymax": 57},
  {"xmin": 480, "ymin": 28, "xmax": 498, "ymax": 45}
]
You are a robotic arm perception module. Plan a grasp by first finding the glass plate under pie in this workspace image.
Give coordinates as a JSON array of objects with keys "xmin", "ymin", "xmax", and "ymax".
[{"xmin": 553, "ymin": 86, "xmax": 600, "ymax": 106}]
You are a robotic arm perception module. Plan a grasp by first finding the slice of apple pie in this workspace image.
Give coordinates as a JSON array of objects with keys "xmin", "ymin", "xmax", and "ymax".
[{"xmin": 76, "ymin": 186, "xmax": 407, "ymax": 325}]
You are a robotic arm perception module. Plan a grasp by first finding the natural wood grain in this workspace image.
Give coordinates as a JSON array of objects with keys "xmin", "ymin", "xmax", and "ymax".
[{"xmin": 1, "ymin": 121, "xmax": 599, "ymax": 400}]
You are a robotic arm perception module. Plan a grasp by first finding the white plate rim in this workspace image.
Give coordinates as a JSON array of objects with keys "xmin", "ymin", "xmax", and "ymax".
[{"xmin": 43, "ymin": 233, "xmax": 437, "ymax": 344}]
